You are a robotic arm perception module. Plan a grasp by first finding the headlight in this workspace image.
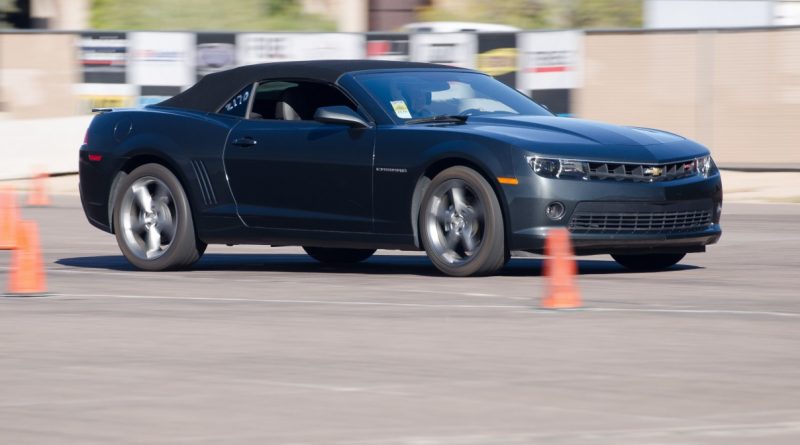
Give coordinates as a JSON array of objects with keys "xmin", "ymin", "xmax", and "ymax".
[
  {"xmin": 530, "ymin": 157, "xmax": 559, "ymax": 176},
  {"xmin": 528, "ymin": 156, "xmax": 587, "ymax": 179},
  {"xmin": 697, "ymin": 155, "xmax": 712, "ymax": 177}
]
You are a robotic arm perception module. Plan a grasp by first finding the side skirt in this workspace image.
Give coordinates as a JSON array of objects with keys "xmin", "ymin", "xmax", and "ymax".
[{"xmin": 199, "ymin": 223, "xmax": 419, "ymax": 251}]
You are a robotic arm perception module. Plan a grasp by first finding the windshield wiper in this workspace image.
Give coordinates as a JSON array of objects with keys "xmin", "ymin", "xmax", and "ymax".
[{"xmin": 406, "ymin": 115, "xmax": 468, "ymax": 125}]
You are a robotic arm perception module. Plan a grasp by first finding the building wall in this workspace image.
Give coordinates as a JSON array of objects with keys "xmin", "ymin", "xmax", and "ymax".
[
  {"xmin": 302, "ymin": 0, "xmax": 369, "ymax": 32},
  {"xmin": 368, "ymin": 0, "xmax": 427, "ymax": 31},
  {"xmin": 576, "ymin": 32, "xmax": 704, "ymax": 145},
  {"xmin": 710, "ymin": 28, "xmax": 800, "ymax": 164},
  {"xmin": 644, "ymin": 0, "xmax": 773, "ymax": 28},
  {"xmin": 645, "ymin": 0, "xmax": 800, "ymax": 28},
  {"xmin": 576, "ymin": 28, "xmax": 800, "ymax": 165},
  {"xmin": 1, "ymin": 26, "xmax": 799, "ymax": 170},
  {"xmin": 31, "ymin": 0, "xmax": 89, "ymax": 29},
  {"xmin": 0, "ymin": 33, "xmax": 80, "ymax": 119}
]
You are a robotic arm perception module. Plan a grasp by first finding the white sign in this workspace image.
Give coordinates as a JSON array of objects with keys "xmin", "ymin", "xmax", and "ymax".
[
  {"xmin": 366, "ymin": 38, "xmax": 409, "ymax": 61},
  {"xmin": 128, "ymin": 32, "xmax": 195, "ymax": 87},
  {"xmin": 517, "ymin": 31, "xmax": 583, "ymax": 90},
  {"xmin": 236, "ymin": 33, "xmax": 365, "ymax": 65},
  {"xmin": 409, "ymin": 33, "xmax": 477, "ymax": 69}
]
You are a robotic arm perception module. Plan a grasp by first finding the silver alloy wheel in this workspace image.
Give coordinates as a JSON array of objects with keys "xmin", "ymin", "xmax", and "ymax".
[
  {"xmin": 425, "ymin": 179, "xmax": 485, "ymax": 265},
  {"xmin": 119, "ymin": 177, "xmax": 177, "ymax": 260}
]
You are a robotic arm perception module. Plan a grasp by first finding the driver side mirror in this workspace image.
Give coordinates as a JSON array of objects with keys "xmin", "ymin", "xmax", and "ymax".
[{"xmin": 314, "ymin": 106, "xmax": 369, "ymax": 128}]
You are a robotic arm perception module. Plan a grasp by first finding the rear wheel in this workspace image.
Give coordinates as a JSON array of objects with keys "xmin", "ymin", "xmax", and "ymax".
[
  {"xmin": 113, "ymin": 163, "xmax": 205, "ymax": 271},
  {"xmin": 612, "ymin": 253, "xmax": 686, "ymax": 271},
  {"xmin": 419, "ymin": 166, "xmax": 505, "ymax": 277},
  {"xmin": 303, "ymin": 247, "xmax": 375, "ymax": 264}
]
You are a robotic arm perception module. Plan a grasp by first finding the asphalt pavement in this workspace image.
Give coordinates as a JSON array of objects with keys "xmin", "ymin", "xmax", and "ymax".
[{"xmin": 1, "ymin": 196, "xmax": 799, "ymax": 444}]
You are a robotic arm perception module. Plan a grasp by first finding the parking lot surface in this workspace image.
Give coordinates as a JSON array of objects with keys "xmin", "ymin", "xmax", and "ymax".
[{"xmin": 1, "ymin": 196, "xmax": 799, "ymax": 444}]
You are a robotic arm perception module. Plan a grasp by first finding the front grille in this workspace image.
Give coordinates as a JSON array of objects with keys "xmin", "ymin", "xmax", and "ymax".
[
  {"xmin": 568, "ymin": 201, "xmax": 714, "ymax": 234},
  {"xmin": 585, "ymin": 159, "xmax": 698, "ymax": 182}
]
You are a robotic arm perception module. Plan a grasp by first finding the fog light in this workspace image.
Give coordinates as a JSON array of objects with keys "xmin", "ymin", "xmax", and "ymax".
[{"xmin": 546, "ymin": 202, "xmax": 566, "ymax": 221}]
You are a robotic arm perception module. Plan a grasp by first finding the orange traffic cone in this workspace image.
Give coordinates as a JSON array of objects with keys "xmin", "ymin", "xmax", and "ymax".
[
  {"xmin": 27, "ymin": 172, "xmax": 51, "ymax": 207},
  {"xmin": 6, "ymin": 220, "xmax": 47, "ymax": 296},
  {"xmin": 0, "ymin": 186, "xmax": 20, "ymax": 250},
  {"xmin": 541, "ymin": 228, "xmax": 581, "ymax": 309}
]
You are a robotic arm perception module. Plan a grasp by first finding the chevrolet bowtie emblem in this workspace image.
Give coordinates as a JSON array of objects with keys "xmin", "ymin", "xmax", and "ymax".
[{"xmin": 645, "ymin": 167, "xmax": 663, "ymax": 176}]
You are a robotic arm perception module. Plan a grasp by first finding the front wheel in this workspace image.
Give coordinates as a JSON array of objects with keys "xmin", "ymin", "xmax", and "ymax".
[
  {"xmin": 303, "ymin": 247, "xmax": 375, "ymax": 264},
  {"xmin": 419, "ymin": 166, "xmax": 506, "ymax": 277},
  {"xmin": 612, "ymin": 253, "xmax": 686, "ymax": 271},
  {"xmin": 113, "ymin": 163, "xmax": 205, "ymax": 271}
]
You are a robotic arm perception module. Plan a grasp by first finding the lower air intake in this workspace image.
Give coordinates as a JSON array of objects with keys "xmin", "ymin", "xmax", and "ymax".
[{"xmin": 568, "ymin": 201, "xmax": 714, "ymax": 234}]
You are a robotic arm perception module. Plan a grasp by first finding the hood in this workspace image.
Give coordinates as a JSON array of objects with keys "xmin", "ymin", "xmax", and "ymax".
[
  {"xmin": 458, "ymin": 115, "xmax": 706, "ymax": 163},
  {"xmin": 468, "ymin": 115, "xmax": 685, "ymax": 146}
]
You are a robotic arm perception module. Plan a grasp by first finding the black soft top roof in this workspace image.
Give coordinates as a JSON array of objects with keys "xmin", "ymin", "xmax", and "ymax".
[{"xmin": 157, "ymin": 60, "xmax": 465, "ymax": 113}]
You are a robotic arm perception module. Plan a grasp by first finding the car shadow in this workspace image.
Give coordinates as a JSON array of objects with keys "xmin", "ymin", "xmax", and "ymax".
[{"xmin": 56, "ymin": 253, "xmax": 702, "ymax": 277}]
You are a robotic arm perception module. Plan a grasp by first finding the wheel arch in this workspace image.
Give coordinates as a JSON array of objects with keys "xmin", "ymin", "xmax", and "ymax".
[
  {"xmin": 108, "ymin": 152, "xmax": 194, "ymax": 234},
  {"xmin": 410, "ymin": 157, "xmax": 512, "ymax": 251}
]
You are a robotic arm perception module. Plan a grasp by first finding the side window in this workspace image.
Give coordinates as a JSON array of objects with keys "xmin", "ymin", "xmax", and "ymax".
[
  {"xmin": 248, "ymin": 81, "xmax": 299, "ymax": 120},
  {"xmin": 249, "ymin": 80, "xmax": 358, "ymax": 121},
  {"xmin": 219, "ymin": 84, "xmax": 254, "ymax": 118}
]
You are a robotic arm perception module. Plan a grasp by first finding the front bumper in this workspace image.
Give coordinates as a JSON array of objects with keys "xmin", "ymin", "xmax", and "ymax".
[
  {"xmin": 504, "ymin": 169, "xmax": 723, "ymax": 255},
  {"xmin": 514, "ymin": 224, "xmax": 721, "ymax": 255}
]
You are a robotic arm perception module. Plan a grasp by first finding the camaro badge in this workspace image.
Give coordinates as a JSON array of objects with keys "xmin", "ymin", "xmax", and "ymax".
[{"xmin": 376, "ymin": 167, "xmax": 408, "ymax": 173}]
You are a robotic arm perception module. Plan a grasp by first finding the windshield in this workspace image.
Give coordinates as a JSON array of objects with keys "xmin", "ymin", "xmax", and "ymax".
[{"xmin": 353, "ymin": 71, "xmax": 552, "ymax": 122}]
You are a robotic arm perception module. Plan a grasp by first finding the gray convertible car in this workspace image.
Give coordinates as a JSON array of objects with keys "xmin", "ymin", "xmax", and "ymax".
[{"xmin": 79, "ymin": 60, "xmax": 722, "ymax": 276}]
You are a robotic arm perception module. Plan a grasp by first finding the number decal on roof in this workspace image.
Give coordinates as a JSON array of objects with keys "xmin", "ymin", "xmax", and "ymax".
[{"xmin": 224, "ymin": 90, "xmax": 250, "ymax": 112}]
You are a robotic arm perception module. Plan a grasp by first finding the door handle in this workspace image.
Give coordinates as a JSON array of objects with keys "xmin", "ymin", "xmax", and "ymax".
[{"xmin": 232, "ymin": 137, "xmax": 257, "ymax": 147}]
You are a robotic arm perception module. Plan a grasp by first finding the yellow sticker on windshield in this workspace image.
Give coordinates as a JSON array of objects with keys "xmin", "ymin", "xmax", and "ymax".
[{"xmin": 390, "ymin": 100, "xmax": 412, "ymax": 119}]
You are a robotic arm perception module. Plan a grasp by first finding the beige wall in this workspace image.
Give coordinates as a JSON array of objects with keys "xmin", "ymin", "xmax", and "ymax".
[
  {"xmin": 577, "ymin": 29, "xmax": 800, "ymax": 166},
  {"xmin": 302, "ymin": 0, "xmax": 369, "ymax": 31},
  {"xmin": 710, "ymin": 29, "xmax": 800, "ymax": 164},
  {"xmin": 0, "ymin": 33, "xmax": 81, "ymax": 119}
]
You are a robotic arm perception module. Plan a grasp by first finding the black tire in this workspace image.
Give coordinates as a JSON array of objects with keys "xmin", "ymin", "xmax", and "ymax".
[
  {"xmin": 612, "ymin": 253, "xmax": 686, "ymax": 271},
  {"xmin": 113, "ymin": 163, "xmax": 205, "ymax": 271},
  {"xmin": 419, "ymin": 166, "xmax": 505, "ymax": 277},
  {"xmin": 303, "ymin": 246, "xmax": 376, "ymax": 264}
]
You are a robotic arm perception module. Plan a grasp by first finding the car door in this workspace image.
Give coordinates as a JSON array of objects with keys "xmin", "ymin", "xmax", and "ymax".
[{"xmin": 224, "ymin": 81, "xmax": 374, "ymax": 233}]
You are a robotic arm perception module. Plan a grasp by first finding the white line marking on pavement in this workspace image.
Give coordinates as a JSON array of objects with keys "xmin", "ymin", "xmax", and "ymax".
[
  {"xmin": 232, "ymin": 378, "xmax": 367, "ymax": 393},
  {"xmin": 8, "ymin": 266, "xmax": 529, "ymax": 300},
  {"xmin": 306, "ymin": 421, "xmax": 800, "ymax": 445},
  {"xmin": 45, "ymin": 293, "xmax": 800, "ymax": 318},
  {"xmin": 0, "ymin": 266, "xmax": 147, "ymax": 279},
  {"xmin": 0, "ymin": 267, "xmax": 521, "ymax": 300},
  {"xmin": 53, "ymin": 293, "xmax": 531, "ymax": 309},
  {"xmin": 389, "ymin": 288, "xmax": 510, "ymax": 299},
  {"xmin": 574, "ymin": 307, "xmax": 800, "ymax": 318}
]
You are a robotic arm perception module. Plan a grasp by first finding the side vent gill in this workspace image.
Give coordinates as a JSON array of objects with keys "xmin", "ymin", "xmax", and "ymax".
[{"xmin": 190, "ymin": 160, "xmax": 217, "ymax": 205}]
